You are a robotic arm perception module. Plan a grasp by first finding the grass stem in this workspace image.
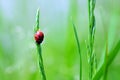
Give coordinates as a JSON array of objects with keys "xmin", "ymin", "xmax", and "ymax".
[
  {"xmin": 34, "ymin": 8, "xmax": 47, "ymax": 80},
  {"xmin": 87, "ymin": 0, "xmax": 96, "ymax": 79},
  {"xmin": 37, "ymin": 44, "xmax": 46, "ymax": 80}
]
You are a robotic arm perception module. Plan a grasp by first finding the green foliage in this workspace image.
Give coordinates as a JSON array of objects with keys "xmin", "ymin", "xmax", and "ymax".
[{"xmin": 0, "ymin": 0, "xmax": 120, "ymax": 80}]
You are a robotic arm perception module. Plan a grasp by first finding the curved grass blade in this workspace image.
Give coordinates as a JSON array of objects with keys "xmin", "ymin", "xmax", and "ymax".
[
  {"xmin": 93, "ymin": 40, "xmax": 120, "ymax": 80},
  {"xmin": 72, "ymin": 20, "xmax": 82, "ymax": 80},
  {"xmin": 107, "ymin": 40, "xmax": 120, "ymax": 66}
]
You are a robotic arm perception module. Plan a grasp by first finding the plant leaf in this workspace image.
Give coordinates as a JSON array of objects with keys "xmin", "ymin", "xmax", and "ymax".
[
  {"xmin": 93, "ymin": 40, "xmax": 120, "ymax": 80},
  {"xmin": 107, "ymin": 40, "xmax": 120, "ymax": 66},
  {"xmin": 34, "ymin": 8, "xmax": 40, "ymax": 33},
  {"xmin": 71, "ymin": 19, "xmax": 82, "ymax": 80}
]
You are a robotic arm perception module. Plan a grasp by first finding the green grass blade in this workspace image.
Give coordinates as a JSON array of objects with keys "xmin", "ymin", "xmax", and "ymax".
[
  {"xmin": 87, "ymin": 0, "xmax": 96, "ymax": 79},
  {"xmin": 93, "ymin": 40, "xmax": 120, "ymax": 80},
  {"xmin": 103, "ymin": 32, "xmax": 108, "ymax": 80},
  {"xmin": 72, "ymin": 20, "xmax": 82, "ymax": 80},
  {"xmin": 107, "ymin": 40, "xmax": 120, "ymax": 66},
  {"xmin": 93, "ymin": 63, "xmax": 105, "ymax": 80},
  {"xmin": 34, "ymin": 8, "xmax": 40, "ymax": 33},
  {"xmin": 34, "ymin": 9, "xmax": 46, "ymax": 80},
  {"xmin": 37, "ymin": 44, "xmax": 46, "ymax": 80}
]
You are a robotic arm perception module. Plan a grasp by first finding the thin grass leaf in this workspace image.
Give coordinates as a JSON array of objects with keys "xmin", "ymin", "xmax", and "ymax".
[
  {"xmin": 92, "ymin": 63, "xmax": 105, "ymax": 80},
  {"xmin": 107, "ymin": 40, "xmax": 120, "ymax": 66},
  {"xmin": 34, "ymin": 8, "xmax": 40, "ymax": 33},
  {"xmin": 34, "ymin": 9, "xmax": 46, "ymax": 80},
  {"xmin": 103, "ymin": 31, "xmax": 108, "ymax": 80},
  {"xmin": 72, "ymin": 20, "xmax": 82, "ymax": 80},
  {"xmin": 93, "ymin": 40, "xmax": 120, "ymax": 80},
  {"xmin": 37, "ymin": 44, "xmax": 46, "ymax": 80}
]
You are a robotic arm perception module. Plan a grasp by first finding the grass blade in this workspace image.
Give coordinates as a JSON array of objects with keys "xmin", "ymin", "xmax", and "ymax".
[
  {"xmin": 34, "ymin": 8, "xmax": 46, "ymax": 80},
  {"xmin": 87, "ymin": 0, "xmax": 96, "ymax": 79},
  {"xmin": 103, "ymin": 34, "xmax": 108, "ymax": 80},
  {"xmin": 34, "ymin": 8, "xmax": 40, "ymax": 33},
  {"xmin": 93, "ymin": 40, "xmax": 120, "ymax": 80},
  {"xmin": 107, "ymin": 40, "xmax": 120, "ymax": 66},
  {"xmin": 72, "ymin": 20, "xmax": 82, "ymax": 80},
  {"xmin": 37, "ymin": 44, "xmax": 46, "ymax": 80}
]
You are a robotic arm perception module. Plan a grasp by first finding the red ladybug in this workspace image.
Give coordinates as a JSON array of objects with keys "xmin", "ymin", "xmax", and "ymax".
[{"xmin": 34, "ymin": 30, "xmax": 44, "ymax": 44}]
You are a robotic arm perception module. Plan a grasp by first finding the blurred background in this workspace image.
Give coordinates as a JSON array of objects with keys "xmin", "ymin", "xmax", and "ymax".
[{"xmin": 0, "ymin": 0, "xmax": 120, "ymax": 80}]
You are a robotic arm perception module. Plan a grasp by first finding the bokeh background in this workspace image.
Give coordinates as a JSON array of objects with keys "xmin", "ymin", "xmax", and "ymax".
[{"xmin": 0, "ymin": 0, "xmax": 120, "ymax": 80}]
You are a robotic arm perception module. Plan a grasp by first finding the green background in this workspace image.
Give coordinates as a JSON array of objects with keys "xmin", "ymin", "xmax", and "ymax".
[{"xmin": 0, "ymin": 0, "xmax": 120, "ymax": 80}]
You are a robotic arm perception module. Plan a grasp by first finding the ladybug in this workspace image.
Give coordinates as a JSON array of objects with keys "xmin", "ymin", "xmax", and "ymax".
[{"xmin": 34, "ymin": 30, "xmax": 44, "ymax": 44}]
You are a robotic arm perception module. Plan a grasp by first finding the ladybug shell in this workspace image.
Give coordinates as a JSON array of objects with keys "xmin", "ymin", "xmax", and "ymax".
[{"xmin": 34, "ymin": 30, "xmax": 44, "ymax": 44}]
